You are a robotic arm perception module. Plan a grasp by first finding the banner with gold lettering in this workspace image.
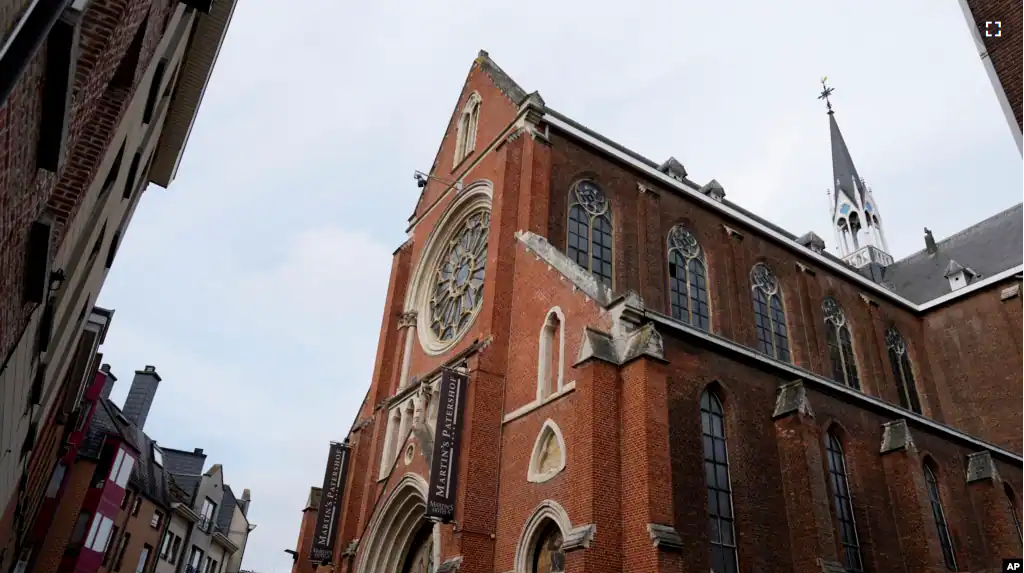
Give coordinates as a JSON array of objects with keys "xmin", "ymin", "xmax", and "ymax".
[
  {"xmin": 309, "ymin": 441, "xmax": 350, "ymax": 562},
  {"xmin": 425, "ymin": 368, "xmax": 468, "ymax": 523}
]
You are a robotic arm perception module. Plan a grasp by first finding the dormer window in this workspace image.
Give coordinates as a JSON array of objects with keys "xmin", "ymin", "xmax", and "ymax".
[
  {"xmin": 454, "ymin": 92, "xmax": 481, "ymax": 167},
  {"xmin": 153, "ymin": 445, "xmax": 163, "ymax": 467},
  {"xmin": 943, "ymin": 259, "xmax": 977, "ymax": 292}
]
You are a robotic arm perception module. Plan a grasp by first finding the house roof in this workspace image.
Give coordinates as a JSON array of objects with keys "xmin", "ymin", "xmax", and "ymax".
[
  {"xmin": 880, "ymin": 203, "xmax": 1023, "ymax": 303},
  {"xmin": 217, "ymin": 485, "xmax": 238, "ymax": 533},
  {"xmin": 79, "ymin": 399, "xmax": 170, "ymax": 508}
]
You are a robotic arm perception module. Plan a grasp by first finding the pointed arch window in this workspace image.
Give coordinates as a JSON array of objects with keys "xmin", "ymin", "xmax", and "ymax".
[
  {"xmin": 668, "ymin": 224, "xmax": 709, "ymax": 331},
  {"xmin": 822, "ymin": 297, "xmax": 859, "ymax": 389},
  {"xmin": 750, "ymin": 263, "xmax": 789, "ymax": 362},
  {"xmin": 923, "ymin": 463, "xmax": 957, "ymax": 570},
  {"xmin": 884, "ymin": 327, "xmax": 922, "ymax": 414},
  {"xmin": 701, "ymin": 390, "xmax": 738, "ymax": 573},
  {"xmin": 567, "ymin": 180, "xmax": 613, "ymax": 287},
  {"xmin": 825, "ymin": 432, "xmax": 863, "ymax": 572},
  {"xmin": 454, "ymin": 93, "xmax": 481, "ymax": 167},
  {"xmin": 1005, "ymin": 483, "xmax": 1022, "ymax": 543}
]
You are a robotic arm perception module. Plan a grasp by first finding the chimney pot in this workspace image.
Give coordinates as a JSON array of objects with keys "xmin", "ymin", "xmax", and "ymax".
[
  {"xmin": 100, "ymin": 364, "xmax": 111, "ymax": 373},
  {"xmin": 194, "ymin": 448, "xmax": 204, "ymax": 455},
  {"xmin": 144, "ymin": 365, "xmax": 156, "ymax": 372}
]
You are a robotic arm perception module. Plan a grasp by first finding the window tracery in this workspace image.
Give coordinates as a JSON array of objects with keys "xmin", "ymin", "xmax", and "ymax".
[
  {"xmin": 750, "ymin": 263, "xmax": 789, "ymax": 362},
  {"xmin": 429, "ymin": 210, "xmax": 490, "ymax": 343},
  {"xmin": 823, "ymin": 297, "xmax": 859, "ymax": 389},
  {"xmin": 884, "ymin": 327, "xmax": 922, "ymax": 413},
  {"xmin": 567, "ymin": 180, "xmax": 613, "ymax": 287},
  {"xmin": 668, "ymin": 224, "xmax": 709, "ymax": 331}
]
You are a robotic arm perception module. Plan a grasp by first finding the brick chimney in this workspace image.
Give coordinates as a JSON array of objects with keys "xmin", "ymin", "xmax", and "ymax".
[
  {"xmin": 99, "ymin": 364, "xmax": 117, "ymax": 400},
  {"xmin": 123, "ymin": 365, "xmax": 162, "ymax": 430}
]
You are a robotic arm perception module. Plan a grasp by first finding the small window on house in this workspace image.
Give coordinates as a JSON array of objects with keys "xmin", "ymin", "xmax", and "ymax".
[
  {"xmin": 822, "ymin": 297, "xmax": 859, "ymax": 389},
  {"xmin": 884, "ymin": 327, "xmax": 922, "ymax": 414},
  {"xmin": 104, "ymin": 230, "xmax": 121, "ymax": 269},
  {"xmin": 87, "ymin": 515, "xmax": 114, "ymax": 552},
  {"xmin": 453, "ymin": 93, "xmax": 481, "ymax": 167},
  {"xmin": 199, "ymin": 498, "xmax": 217, "ymax": 532},
  {"xmin": 122, "ymin": 153, "xmax": 141, "ymax": 199},
  {"xmin": 120, "ymin": 490, "xmax": 132, "ymax": 510},
  {"xmin": 923, "ymin": 462, "xmax": 957, "ymax": 570},
  {"xmin": 153, "ymin": 446, "xmax": 163, "ymax": 467},
  {"xmin": 113, "ymin": 532, "xmax": 132, "ymax": 571},
  {"xmin": 143, "ymin": 59, "xmax": 168, "ymax": 124},
  {"xmin": 667, "ymin": 224, "xmax": 710, "ymax": 331},
  {"xmin": 567, "ymin": 180, "xmax": 613, "ymax": 288},
  {"xmin": 151, "ymin": 510, "xmax": 164, "ymax": 529},
  {"xmin": 537, "ymin": 309, "xmax": 564, "ymax": 401},
  {"xmin": 69, "ymin": 511, "xmax": 92, "ymax": 546},
  {"xmin": 102, "ymin": 525, "xmax": 120, "ymax": 565},
  {"xmin": 530, "ymin": 519, "xmax": 565, "ymax": 573},
  {"xmin": 750, "ymin": 262, "xmax": 790, "ymax": 362},
  {"xmin": 132, "ymin": 496, "xmax": 142, "ymax": 516},
  {"xmin": 135, "ymin": 544, "xmax": 152, "ymax": 573},
  {"xmin": 101, "ymin": 141, "xmax": 126, "ymax": 197},
  {"xmin": 170, "ymin": 535, "xmax": 182, "ymax": 563},
  {"xmin": 45, "ymin": 463, "xmax": 67, "ymax": 498}
]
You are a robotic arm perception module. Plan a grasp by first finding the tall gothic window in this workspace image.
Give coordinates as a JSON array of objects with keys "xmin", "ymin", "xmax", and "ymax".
[
  {"xmin": 701, "ymin": 390, "xmax": 738, "ymax": 573},
  {"xmin": 750, "ymin": 263, "xmax": 789, "ymax": 362},
  {"xmin": 567, "ymin": 180, "xmax": 613, "ymax": 288},
  {"xmin": 454, "ymin": 93, "xmax": 481, "ymax": 166},
  {"xmin": 825, "ymin": 432, "xmax": 863, "ymax": 572},
  {"xmin": 1005, "ymin": 483, "xmax": 1022, "ymax": 543},
  {"xmin": 668, "ymin": 224, "xmax": 710, "ymax": 331},
  {"xmin": 884, "ymin": 327, "xmax": 922, "ymax": 414},
  {"xmin": 923, "ymin": 462, "xmax": 957, "ymax": 570},
  {"xmin": 822, "ymin": 297, "xmax": 859, "ymax": 389}
]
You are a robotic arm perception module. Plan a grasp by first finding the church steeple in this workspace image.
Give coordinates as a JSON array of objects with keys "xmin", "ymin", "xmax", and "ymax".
[{"xmin": 819, "ymin": 78, "xmax": 892, "ymax": 268}]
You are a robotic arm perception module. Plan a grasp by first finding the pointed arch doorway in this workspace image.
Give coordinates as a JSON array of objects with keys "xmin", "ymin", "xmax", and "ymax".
[{"xmin": 358, "ymin": 474, "xmax": 438, "ymax": 573}]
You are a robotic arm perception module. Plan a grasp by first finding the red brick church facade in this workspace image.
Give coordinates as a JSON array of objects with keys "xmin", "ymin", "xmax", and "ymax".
[{"xmin": 299, "ymin": 51, "xmax": 1024, "ymax": 573}]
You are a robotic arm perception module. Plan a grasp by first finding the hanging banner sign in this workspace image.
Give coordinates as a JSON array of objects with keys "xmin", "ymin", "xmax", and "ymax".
[
  {"xmin": 425, "ymin": 368, "xmax": 468, "ymax": 523},
  {"xmin": 309, "ymin": 441, "xmax": 350, "ymax": 563}
]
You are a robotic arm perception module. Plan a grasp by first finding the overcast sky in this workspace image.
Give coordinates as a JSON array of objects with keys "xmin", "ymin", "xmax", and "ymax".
[{"xmin": 95, "ymin": 0, "xmax": 1022, "ymax": 570}]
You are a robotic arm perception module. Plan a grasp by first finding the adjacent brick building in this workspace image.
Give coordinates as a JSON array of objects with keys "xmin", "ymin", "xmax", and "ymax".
[
  {"xmin": 299, "ymin": 51, "xmax": 1024, "ymax": 573},
  {"xmin": 16, "ymin": 364, "xmax": 253, "ymax": 573},
  {"xmin": 286, "ymin": 488, "xmax": 319, "ymax": 573},
  {"xmin": 955, "ymin": 0, "xmax": 1023, "ymax": 152},
  {"xmin": 0, "ymin": 0, "xmax": 237, "ymax": 565}
]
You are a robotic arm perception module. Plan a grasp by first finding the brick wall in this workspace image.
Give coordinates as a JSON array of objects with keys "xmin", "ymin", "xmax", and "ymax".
[{"xmin": 30, "ymin": 460, "xmax": 96, "ymax": 573}]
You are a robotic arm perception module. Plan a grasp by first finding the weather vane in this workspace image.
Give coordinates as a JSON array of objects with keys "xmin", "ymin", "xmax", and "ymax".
[{"xmin": 818, "ymin": 76, "xmax": 834, "ymax": 113}]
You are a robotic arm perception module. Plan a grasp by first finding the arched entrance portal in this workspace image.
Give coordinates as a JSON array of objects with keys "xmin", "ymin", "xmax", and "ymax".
[
  {"xmin": 401, "ymin": 521, "xmax": 435, "ymax": 573},
  {"xmin": 358, "ymin": 474, "xmax": 437, "ymax": 573}
]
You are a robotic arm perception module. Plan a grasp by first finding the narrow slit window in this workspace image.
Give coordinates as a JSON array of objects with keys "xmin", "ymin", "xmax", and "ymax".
[
  {"xmin": 701, "ymin": 390, "xmax": 738, "ymax": 573},
  {"xmin": 923, "ymin": 463, "xmax": 957, "ymax": 570},
  {"xmin": 825, "ymin": 432, "xmax": 863, "ymax": 572}
]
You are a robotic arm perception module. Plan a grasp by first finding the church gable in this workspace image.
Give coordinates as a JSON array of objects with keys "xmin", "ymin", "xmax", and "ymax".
[{"xmin": 411, "ymin": 51, "xmax": 525, "ymax": 222}]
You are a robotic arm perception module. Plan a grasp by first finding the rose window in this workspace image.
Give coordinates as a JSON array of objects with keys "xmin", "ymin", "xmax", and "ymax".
[{"xmin": 428, "ymin": 210, "xmax": 490, "ymax": 343}]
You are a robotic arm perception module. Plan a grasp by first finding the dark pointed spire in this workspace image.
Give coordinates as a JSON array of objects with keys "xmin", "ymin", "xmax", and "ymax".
[{"xmin": 820, "ymin": 79, "xmax": 864, "ymax": 208}]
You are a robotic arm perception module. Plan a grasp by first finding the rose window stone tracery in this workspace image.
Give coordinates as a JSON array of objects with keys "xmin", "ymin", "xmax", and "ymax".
[
  {"xmin": 573, "ymin": 180, "xmax": 608, "ymax": 215},
  {"xmin": 750, "ymin": 262, "xmax": 779, "ymax": 294},
  {"xmin": 428, "ymin": 210, "xmax": 490, "ymax": 343},
  {"xmin": 668, "ymin": 224, "xmax": 701, "ymax": 259}
]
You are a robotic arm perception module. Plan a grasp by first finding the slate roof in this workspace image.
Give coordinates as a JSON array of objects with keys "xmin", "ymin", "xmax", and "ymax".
[
  {"xmin": 168, "ymin": 473, "xmax": 201, "ymax": 504},
  {"xmin": 475, "ymin": 50, "xmax": 527, "ymax": 105},
  {"xmin": 162, "ymin": 447, "xmax": 207, "ymax": 475},
  {"xmin": 879, "ymin": 203, "xmax": 1023, "ymax": 303},
  {"xmin": 79, "ymin": 399, "xmax": 170, "ymax": 508},
  {"xmin": 829, "ymin": 112, "xmax": 865, "ymax": 207},
  {"xmin": 217, "ymin": 485, "xmax": 238, "ymax": 533}
]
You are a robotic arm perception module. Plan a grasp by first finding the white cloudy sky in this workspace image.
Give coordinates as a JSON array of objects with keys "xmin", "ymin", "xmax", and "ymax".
[{"xmin": 96, "ymin": 0, "xmax": 1021, "ymax": 570}]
